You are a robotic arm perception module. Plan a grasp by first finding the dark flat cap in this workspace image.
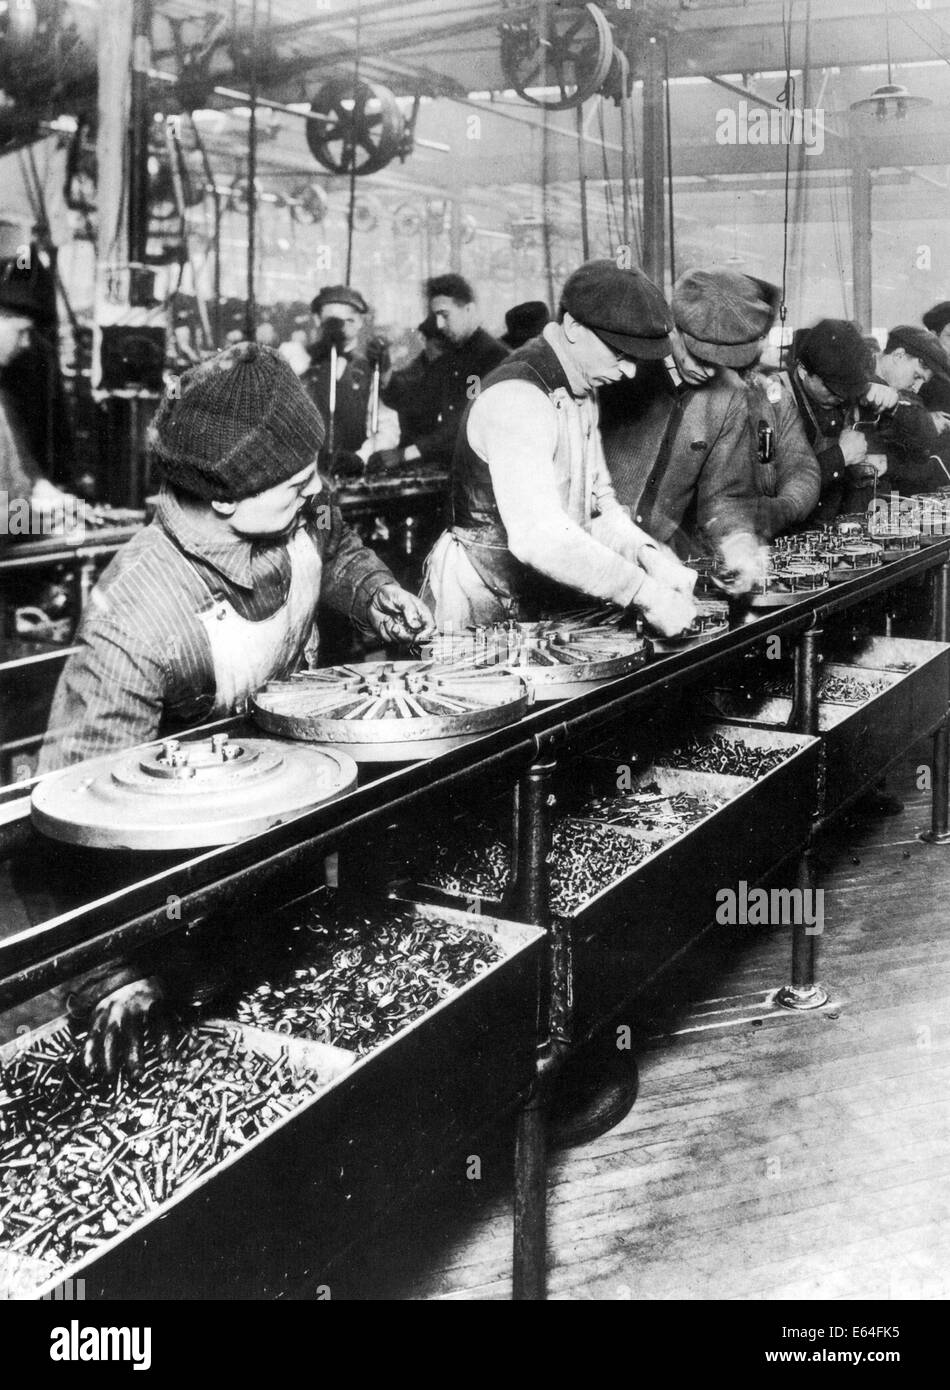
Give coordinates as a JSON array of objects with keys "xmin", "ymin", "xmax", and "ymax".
[
  {"xmin": 887, "ymin": 324, "xmax": 950, "ymax": 380},
  {"xmin": 922, "ymin": 301, "xmax": 950, "ymax": 337},
  {"xmin": 673, "ymin": 267, "xmax": 779, "ymax": 368},
  {"xmin": 797, "ymin": 319, "xmax": 876, "ymax": 402},
  {"xmin": 560, "ymin": 259, "xmax": 672, "ymax": 359},
  {"xmin": 501, "ymin": 300, "xmax": 551, "ymax": 348},
  {"xmin": 310, "ymin": 284, "xmax": 369, "ymax": 315}
]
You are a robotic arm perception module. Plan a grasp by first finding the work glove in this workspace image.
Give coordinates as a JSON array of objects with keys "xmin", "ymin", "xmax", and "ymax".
[
  {"xmin": 639, "ymin": 540, "xmax": 698, "ymax": 597},
  {"xmin": 365, "ymin": 334, "xmax": 391, "ymax": 376},
  {"xmin": 367, "ymin": 583, "xmax": 435, "ymax": 644},
  {"xmin": 366, "ymin": 447, "xmax": 404, "ymax": 471},
  {"xmin": 82, "ymin": 976, "xmax": 177, "ymax": 1082},
  {"xmin": 633, "ymin": 575, "xmax": 698, "ymax": 638},
  {"xmin": 716, "ymin": 531, "xmax": 768, "ymax": 596}
]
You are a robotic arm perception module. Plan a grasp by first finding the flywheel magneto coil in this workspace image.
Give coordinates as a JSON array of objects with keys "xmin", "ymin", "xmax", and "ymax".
[
  {"xmin": 31, "ymin": 734, "xmax": 358, "ymax": 850},
  {"xmin": 252, "ymin": 661, "xmax": 529, "ymax": 761},
  {"xmin": 424, "ymin": 612, "xmax": 649, "ymax": 701}
]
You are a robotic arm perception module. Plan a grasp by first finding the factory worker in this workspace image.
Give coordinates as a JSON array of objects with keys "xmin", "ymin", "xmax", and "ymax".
[
  {"xmin": 38, "ymin": 343, "xmax": 434, "ymax": 773},
  {"xmin": 373, "ymin": 273, "xmax": 510, "ymax": 472},
  {"xmin": 0, "ymin": 255, "xmax": 75, "ymax": 523},
  {"xmin": 870, "ymin": 326, "xmax": 950, "ymax": 493},
  {"xmin": 422, "ymin": 259, "xmax": 697, "ymax": 636},
  {"xmin": 302, "ymin": 284, "xmax": 399, "ymax": 474},
  {"xmin": 785, "ymin": 320, "xmax": 887, "ymax": 524},
  {"xmin": 601, "ymin": 267, "xmax": 770, "ymax": 592}
]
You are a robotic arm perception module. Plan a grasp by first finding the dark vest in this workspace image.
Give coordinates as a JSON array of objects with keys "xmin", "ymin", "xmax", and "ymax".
[
  {"xmin": 449, "ymin": 335, "xmax": 582, "ymax": 616},
  {"xmin": 303, "ymin": 353, "xmax": 372, "ymax": 453}
]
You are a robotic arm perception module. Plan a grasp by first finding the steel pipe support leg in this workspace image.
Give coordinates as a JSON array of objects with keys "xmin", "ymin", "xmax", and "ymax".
[
  {"xmin": 776, "ymin": 849, "xmax": 829, "ymax": 1011},
  {"xmin": 921, "ymin": 717, "xmax": 950, "ymax": 844}
]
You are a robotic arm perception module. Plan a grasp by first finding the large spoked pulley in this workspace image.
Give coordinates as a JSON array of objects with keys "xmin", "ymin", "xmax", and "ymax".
[
  {"xmin": 252, "ymin": 661, "xmax": 529, "ymax": 761},
  {"xmin": 306, "ymin": 77, "xmax": 407, "ymax": 176},
  {"xmin": 499, "ymin": 2, "xmax": 614, "ymax": 110},
  {"xmin": 31, "ymin": 734, "xmax": 358, "ymax": 850}
]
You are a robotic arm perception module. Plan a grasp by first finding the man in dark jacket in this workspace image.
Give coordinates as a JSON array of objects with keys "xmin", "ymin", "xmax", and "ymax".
[
  {"xmin": 601, "ymin": 267, "xmax": 768, "ymax": 592},
  {"xmin": 872, "ymin": 326, "xmax": 950, "ymax": 493},
  {"xmin": 375, "ymin": 274, "xmax": 508, "ymax": 471},
  {"xmin": 787, "ymin": 320, "xmax": 888, "ymax": 523},
  {"xmin": 302, "ymin": 284, "xmax": 398, "ymax": 473}
]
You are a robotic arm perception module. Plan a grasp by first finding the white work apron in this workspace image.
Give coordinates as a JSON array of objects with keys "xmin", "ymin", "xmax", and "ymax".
[{"xmin": 197, "ymin": 525, "xmax": 324, "ymax": 717}]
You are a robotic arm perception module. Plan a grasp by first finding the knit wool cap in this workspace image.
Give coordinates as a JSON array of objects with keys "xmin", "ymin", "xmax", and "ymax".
[
  {"xmin": 310, "ymin": 284, "xmax": 368, "ymax": 315},
  {"xmin": 149, "ymin": 343, "xmax": 326, "ymax": 501},
  {"xmin": 922, "ymin": 301, "xmax": 950, "ymax": 337},
  {"xmin": 673, "ymin": 267, "xmax": 779, "ymax": 368},
  {"xmin": 560, "ymin": 259, "xmax": 673, "ymax": 358},
  {"xmin": 797, "ymin": 319, "xmax": 876, "ymax": 402}
]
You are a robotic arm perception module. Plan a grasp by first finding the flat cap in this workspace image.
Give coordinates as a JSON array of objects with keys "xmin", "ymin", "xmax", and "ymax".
[
  {"xmin": 310, "ymin": 284, "xmax": 369, "ymax": 315},
  {"xmin": 797, "ymin": 319, "xmax": 876, "ymax": 402},
  {"xmin": 673, "ymin": 267, "xmax": 779, "ymax": 368},
  {"xmin": 887, "ymin": 324, "xmax": 950, "ymax": 380},
  {"xmin": 560, "ymin": 259, "xmax": 672, "ymax": 359},
  {"xmin": 922, "ymin": 301, "xmax": 950, "ymax": 337}
]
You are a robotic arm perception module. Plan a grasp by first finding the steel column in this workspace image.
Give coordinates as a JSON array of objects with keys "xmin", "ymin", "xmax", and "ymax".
[
  {"xmin": 923, "ymin": 561, "xmax": 950, "ymax": 843},
  {"xmin": 850, "ymin": 137, "xmax": 872, "ymax": 330}
]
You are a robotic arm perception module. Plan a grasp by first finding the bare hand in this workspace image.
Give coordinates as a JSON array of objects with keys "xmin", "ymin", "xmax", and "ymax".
[
  {"xmin": 717, "ymin": 532, "xmax": 768, "ymax": 596},
  {"xmin": 368, "ymin": 583, "xmax": 435, "ymax": 644},
  {"xmin": 83, "ymin": 977, "xmax": 175, "ymax": 1082},
  {"xmin": 863, "ymin": 381, "xmax": 899, "ymax": 412}
]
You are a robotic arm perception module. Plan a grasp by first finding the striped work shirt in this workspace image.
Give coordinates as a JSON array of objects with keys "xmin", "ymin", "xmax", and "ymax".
[{"xmin": 37, "ymin": 484, "xmax": 393, "ymax": 771}]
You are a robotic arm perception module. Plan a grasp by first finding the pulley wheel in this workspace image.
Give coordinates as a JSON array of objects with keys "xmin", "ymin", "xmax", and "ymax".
[
  {"xmin": 306, "ymin": 77, "xmax": 405, "ymax": 176},
  {"xmin": 252, "ymin": 661, "xmax": 529, "ymax": 761},
  {"xmin": 500, "ymin": 2, "xmax": 614, "ymax": 111},
  {"xmin": 31, "ymin": 734, "xmax": 358, "ymax": 850}
]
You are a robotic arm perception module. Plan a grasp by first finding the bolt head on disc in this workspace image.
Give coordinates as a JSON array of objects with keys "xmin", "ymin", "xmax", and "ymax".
[{"xmin": 30, "ymin": 735, "xmax": 358, "ymax": 850}]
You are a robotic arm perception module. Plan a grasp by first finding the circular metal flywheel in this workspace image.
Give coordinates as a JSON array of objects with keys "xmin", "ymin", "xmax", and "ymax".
[
  {"xmin": 252, "ymin": 661, "xmax": 529, "ymax": 761},
  {"xmin": 500, "ymin": 2, "xmax": 614, "ymax": 110},
  {"xmin": 31, "ymin": 734, "xmax": 357, "ymax": 850},
  {"xmin": 425, "ymin": 614, "xmax": 647, "ymax": 701}
]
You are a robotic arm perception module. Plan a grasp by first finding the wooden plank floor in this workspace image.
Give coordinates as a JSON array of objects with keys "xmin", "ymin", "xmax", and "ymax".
[{"xmin": 330, "ymin": 743, "xmax": 950, "ymax": 1300}]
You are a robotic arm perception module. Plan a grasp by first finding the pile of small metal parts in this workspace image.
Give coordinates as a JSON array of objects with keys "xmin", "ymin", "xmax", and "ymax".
[
  {"xmin": 661, "ymin": 732, "xmax": 792, "ymax": 779},
  {"xmin": 0, "ymin": 1025, "xmax": 323, "ymax": 1272},
  {"xmin": 426, "ymin": 820, "xmax": 651, "ymax": 916},
  {"xmin": 234, "ymin": 906, "xmax": 505, "ymax": 1053},
  {"xmin": 574, "ymin": 782, "xmax": 727, "ymax": 838},
  {"xmin": 759, "ymin": 672, "xmax": 889, "ymax": 705}
]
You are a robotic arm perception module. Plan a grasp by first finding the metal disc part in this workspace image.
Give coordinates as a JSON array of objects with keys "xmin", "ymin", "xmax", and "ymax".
[
  {"xmin": 31, "ymin": 734, "xmax": 358, "ymax": 850},
  {"xmin": 251, "ymin": 661, "xmax": 530, "ymax": 761},
  {"xmin": 423, "ymin": 616, "xmax": 648, "ymax": 700}
]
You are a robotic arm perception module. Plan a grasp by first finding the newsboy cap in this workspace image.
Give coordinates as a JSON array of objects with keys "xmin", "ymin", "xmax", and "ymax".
[
  {"xmin": 796, "ymin": 319, "xmax": 876, "ymax": 402},
  {"xmin": 672, "ymin": 267, "xmax": 779, "ymax": 368},
  {"xmin": 886, "ymin": 325, "xmax": 950, "ymax": 381},
  {"xmin": 310, "ymin": 284, "xmax": 369, "ymax": 315},
  {"xmin": 560, "ymin": 259, "xmax": 673, "ymax": 359}
]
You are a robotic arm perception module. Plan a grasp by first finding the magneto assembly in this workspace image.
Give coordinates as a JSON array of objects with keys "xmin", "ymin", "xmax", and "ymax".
[
  {"xmin": 251, "ymin": 661, "xmax": 530, "ymax": 760},
  {"xmin": 31, "ymin": 734, "xmax": 358, "ymax": 850}
]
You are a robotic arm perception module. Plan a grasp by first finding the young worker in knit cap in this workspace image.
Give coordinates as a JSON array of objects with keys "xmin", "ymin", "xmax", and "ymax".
[
  {"xmin": 601, "ymin": 267, "xmax": 772, "ymax": 590},
  {"xmin": 39, "ymin": 343, "xmax": 433, "ymax": 773},
  {"xmin": 35, "ymin": 343, "xmax": 433, "ymax": 1077},
  {"xmin": 422, "ymin": 259, "xmax": 697, "ymax": 635},
  {"xmin": 303, "ymin": 284, "xmax": 399, "ymax": 474}
]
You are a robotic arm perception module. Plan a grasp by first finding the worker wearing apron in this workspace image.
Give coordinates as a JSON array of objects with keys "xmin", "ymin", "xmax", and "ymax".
[
  {"xmin": 35, "ymin": 343, "xmax": 433, "ymax": 1075},
  {"xmin": 422, "ymin": 260, "xmax": 698, "ymax": 637}
]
